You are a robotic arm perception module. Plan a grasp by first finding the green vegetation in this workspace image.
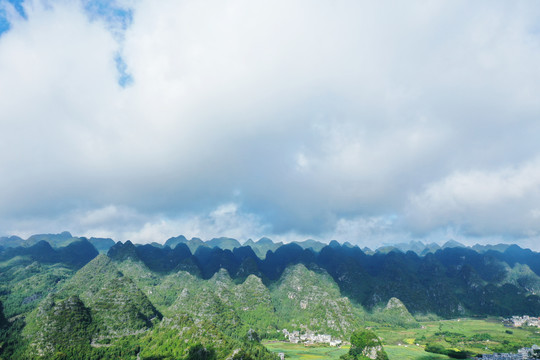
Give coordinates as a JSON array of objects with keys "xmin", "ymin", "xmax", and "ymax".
[
  {"xmin": 271, "ymin": 264, "xmax": 364, "ymax": 337},
  {"xmin": 23, "ymin": 295, "xmax": 93, "ymax": 358},
  {"xmin": 424, "ymin": 344, "xmax": 470, "ymax": 359},
  {"xmin": 4, "ymin": 236, "xmax": 540, "ymax": 359},
  {"xmin": 265, "ymin": 319, "xmax": 540, "ymax": 360},
  {"xmin": 373, "ymin": 318, "xmax": 540, "ymax": 357},
  {"xmin": 0, "ymin": 258, "xmax": 74, "ymax": 317},
  {"xmin": 264, "ymin": 341, "xmax": 349, "ymax": 359},
  {"xmin": 340, "ymin": 329, "xmax": 388, "ymax": 360},
  {"xmin": 134, "ymin": 314, "xmax": 277, "ymax": 360},
  {"xmin": 369, "ymin": 298, "xmax": 420, "ymax": 329},
  {"xmin": 384, "ymin": 345, "xmax": 448, "ymax": 360}
]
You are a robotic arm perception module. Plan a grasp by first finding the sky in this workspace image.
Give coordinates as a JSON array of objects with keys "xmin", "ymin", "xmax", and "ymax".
[{"xmin": 1, "ymin": 0, "xmax": 540, "ymax": 248}]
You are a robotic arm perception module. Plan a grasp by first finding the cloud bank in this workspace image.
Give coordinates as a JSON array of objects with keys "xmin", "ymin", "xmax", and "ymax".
[{"xmin": 1, "ymin": 0, "xmax": 540, "ymax": 248}]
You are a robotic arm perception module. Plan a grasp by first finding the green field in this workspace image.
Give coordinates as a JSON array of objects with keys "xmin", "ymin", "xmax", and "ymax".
[
  {"xmin": 263, "ymin": 341, "xmax": 348, "ymax": 359},
  {"xmin": 385, "ymin": 345, "xmax": 449, "ymax": 360},
  {"xmin": 374, "ymin": 318, "xmax": 540, "ymax": 355},
  {"xmin": 263, "ymin": 342, "xmax": 449, "ymax": 360},
  {"xmin": 264, "ymin": 319, "xmax": 540, "ymax": 359}
]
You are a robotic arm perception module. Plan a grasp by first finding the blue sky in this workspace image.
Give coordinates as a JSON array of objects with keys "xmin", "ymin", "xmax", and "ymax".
[
  {"xmin": 0, "ymin": 0, "xmax": 23, "ymax": 33},
  {"xmin": 1, "ymin": 0, "xmax": 540, "ymax": 248},
  {"xmin": 1, "ymin": 0, "xmax": 133, "ymax": 84}
]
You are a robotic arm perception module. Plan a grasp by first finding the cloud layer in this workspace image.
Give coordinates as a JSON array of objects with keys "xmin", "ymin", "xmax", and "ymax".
[{"xmin": 1, "ymin": 0, "xmax": 540, "ymax": 247}]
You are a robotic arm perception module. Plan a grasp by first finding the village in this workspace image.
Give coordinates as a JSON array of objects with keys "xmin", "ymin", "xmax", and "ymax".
[
  {"xmin": 280, "ymin": 329, "xmax": 343, "ymax": 347},
  {"xmin": 475, "ymin": 345, "xmax": 540, "ymax": 359},
  {"xmin": 503, "ymin": 316, "xmax": 540, "ymax": 328}
]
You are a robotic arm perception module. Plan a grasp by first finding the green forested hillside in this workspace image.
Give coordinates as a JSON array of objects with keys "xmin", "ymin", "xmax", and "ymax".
[
  {"xmin": 2, "ymin": 235, "xmax": 540, "ymax": 359},
  {"xmin": 369, "ymin": 297, "xmax": 420, "ymax": 329},
  {"xmin": 270, "ymin": 264, "xmax": 363, "ymax": 336},
  {"xmin": 0, "ymin": 257, "xmax": 75, "ymax": 318},
  {"xmin": 3, "ymin": 253, "xmax": 278, "ymax": 359}
]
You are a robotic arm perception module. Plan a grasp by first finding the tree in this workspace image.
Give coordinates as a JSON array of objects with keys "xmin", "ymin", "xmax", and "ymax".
[
  {"xmin": 186, "ymin": 344, "xmax": 216, "ymax": 360},
  {"xmin": 232, "ymin": 350, "xmax": 254, "ymax": 360},
  {"xmin": 341, "ymin": 330, "xmax": 388, "ymax": 360}
]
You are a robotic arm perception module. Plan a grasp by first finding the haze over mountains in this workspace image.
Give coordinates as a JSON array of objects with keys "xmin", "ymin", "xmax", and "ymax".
[{"xmin": 0, "ymin": 231, "xmax": 514, "ymax": 256}]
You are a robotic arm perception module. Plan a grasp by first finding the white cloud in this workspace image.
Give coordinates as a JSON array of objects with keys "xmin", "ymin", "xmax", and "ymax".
[
  {"xmin": 87, "ymin": 203, "xmax": 272, "ymax": 243},
  {"xmin": 1, "ymin": 0, "xmax": 540, "ymax": 246},
  {"xmin": 0, "ymin": 202, "xmax": 269, "ymax": 243},
  {"xmin": 407, "ymin": 158, "xmax": 540, "ymax": 237},
  {"xmin": 327, "ymin": 216, "xmax": 404, "ymax": 249}
]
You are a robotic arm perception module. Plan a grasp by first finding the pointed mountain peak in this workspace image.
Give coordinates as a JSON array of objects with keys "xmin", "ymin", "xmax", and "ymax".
[
  {"xmin": 362, "ymin": 246, "xmax": 374, "ymax": 254},
  {"xmin": 329, "ymin": 240, "xmax": 341, "ymax": 248},
  {"xmin": 385, "ymin": 297, "xmax": 406, "ymax": 310},
  {"xmin": 207, "ymin": 237, "xmax": 241, "ymax": 250},
  {"xmin": 442, "ymin": 239, "xmax": 465, "ymax": 249},
  {"xmin": 33, "ymin": 240, "xmax": 54, "ymax": 250},
  {"xmin": 380, "ymin": 297, "xmax": 419, "ymax": 328},
  {"xmin": 242, "ymin": 273, "xmax": 264, "ymax": 286},
  {"xmin": 57, "ymin": 254, "xmax": 123, "ymax": 302},
  {"xmin": 69, "ymin": 254, "xmax": 121, "ymax": 279},
  {"xmin": 58, "ymin": 238, "xmax": 99, "ymax": 267},
  {"xmin": 281, "ymin": 262, "xmax": 310, "ymax": 277},
  {"xmin": 210, "ymin": 268, "xmax": 233, "ymax": 285},
  {"xmin": 256, "ymin": 237, "xmax": 274, "ymax": 244},
  {"xmin": 164, "ymin": 235, "xmax": 188, "ymax": 248},
  {"xmin": 107, "ymin": 240, "xmax": 139, "ymax": 261}
]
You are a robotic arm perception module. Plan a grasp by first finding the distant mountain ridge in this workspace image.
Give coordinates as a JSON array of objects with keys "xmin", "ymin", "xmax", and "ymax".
[
  {"xmin": 0, "ymin": 232, "xmax": 115, "ymax": 253},
  {"xmin": 1, "ymin": 231, "xmax": 517, "ymax": 258},
  {"xmin": 0, "ymin": 238, "xmax": 98, "ymax": 267}
]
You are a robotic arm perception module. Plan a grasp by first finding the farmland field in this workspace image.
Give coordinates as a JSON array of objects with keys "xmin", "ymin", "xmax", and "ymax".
[
  {"xmin": 385, "ymin": 345, "xmax": 449, "ymax": 359},
  {"xmin": 264, "ymin": 318, "xmax": 540, "ymax": 359},
  {"xmin": 263, "ymin": 341, "xmax": 348, "ymax": 359},
  {"xmin": 374, "ymin": 317, "xmax": 540, "ymax": 355},
  {"xmin": 263, "ymin": 342, "xmax": 448, "ymax": 359}
]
